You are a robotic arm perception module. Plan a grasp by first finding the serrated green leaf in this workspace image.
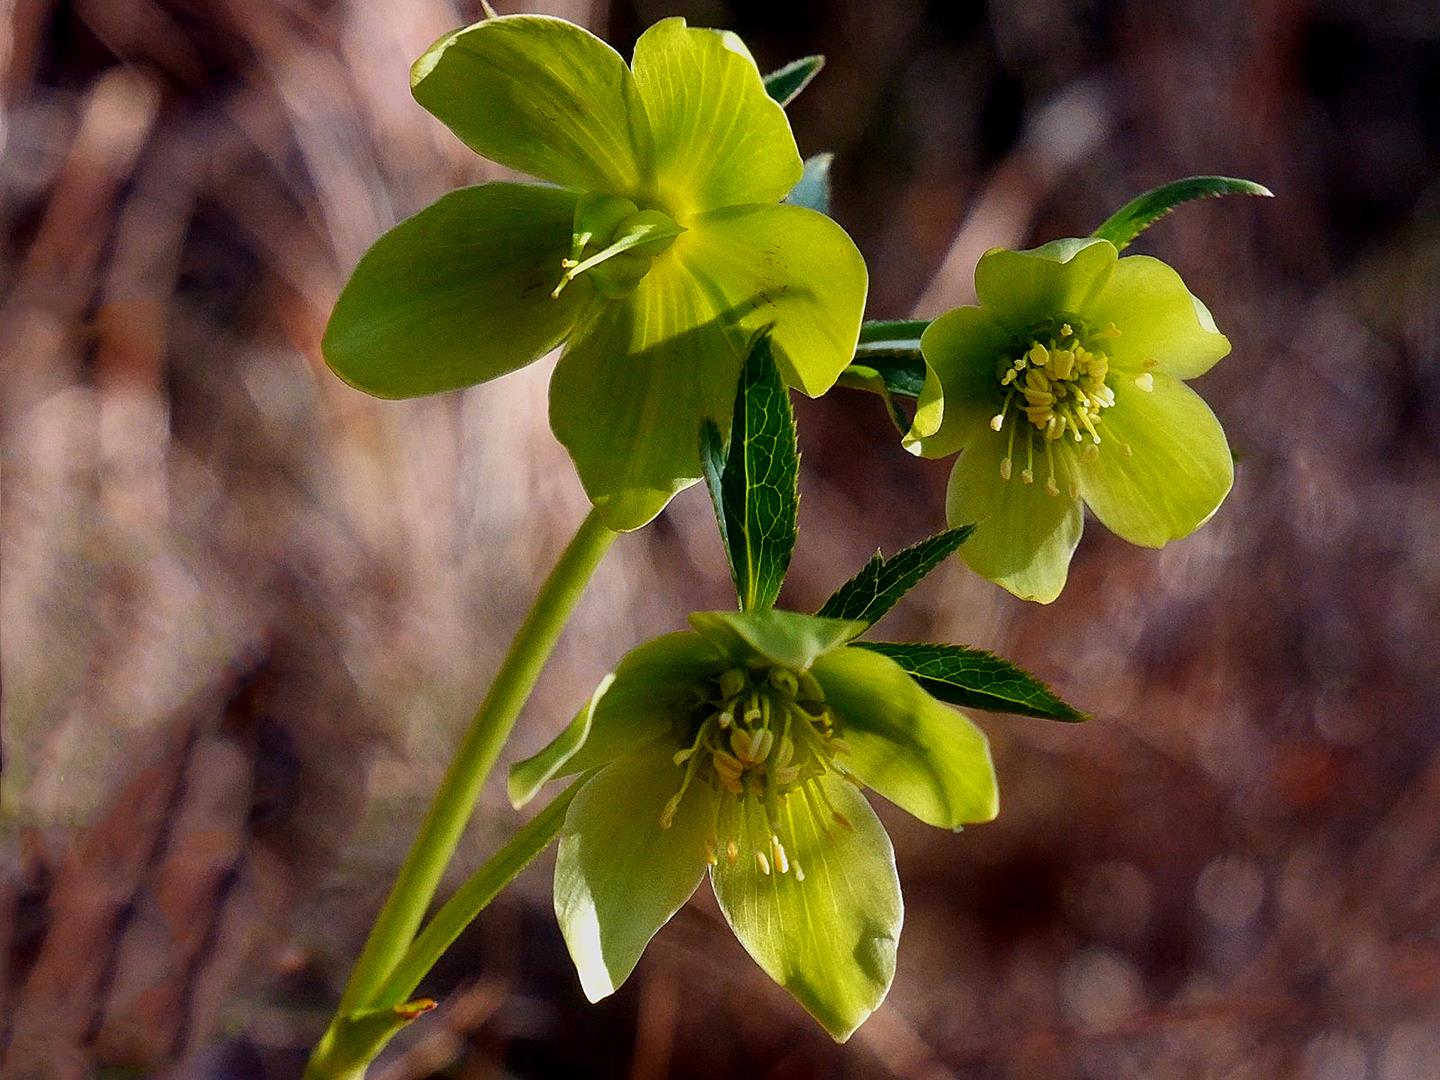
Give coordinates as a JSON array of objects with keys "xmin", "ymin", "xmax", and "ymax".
[
  {"xmin": 838, "ymin": 320, "xmax": 930, "ymax": 429},
  {"xmin": 763, "ymin": 54, "xmax": 825, "ymax": 107},
  {"xmin": 841, "ymin": 349, "xmax": 927, "ymax": 398},
  {"xmin": 700, "ymin": 334, "xmax": 800, "ymax": 610},
  {"xmin": 784, "ymin": 152, "xmax": 833, "ymax": 215},
  {"xmin": 1091, "ymin": 175, "xmax": 1273, "ymax": 252},
  {"xmin": 853, "ymin": 642, "xmax": 1087, "ymax": 722},
  {"xmin": 816, "ymin": 526, "xmax": 975, "ymax": 626},
  {"xmin": 840, "ymin": 319, "xmax": 930, "ymax": 413}
]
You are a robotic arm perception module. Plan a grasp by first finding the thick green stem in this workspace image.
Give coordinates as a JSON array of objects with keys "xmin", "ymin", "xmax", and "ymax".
[
  {"xmin": 319, "ymin": 509, "xmax": 615, "ymax": 1040},
  {"xmin": 372, "ymin": 775, "xmax": 583, "ymax": 1007},
  {"xmin": 303, "ymin": 780, "xmax": 582, "ymax": 1080}
]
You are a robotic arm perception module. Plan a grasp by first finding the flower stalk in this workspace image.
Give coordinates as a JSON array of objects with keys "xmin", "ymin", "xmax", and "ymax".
[{"xmin": 307, "ymin": 510, "xmax": 616, "ymax": 1075}]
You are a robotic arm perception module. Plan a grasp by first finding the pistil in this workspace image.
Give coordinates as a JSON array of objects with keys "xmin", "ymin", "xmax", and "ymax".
[{"xmin": 662, "ymin": 660, "xmax": 846, "ymax": 878}]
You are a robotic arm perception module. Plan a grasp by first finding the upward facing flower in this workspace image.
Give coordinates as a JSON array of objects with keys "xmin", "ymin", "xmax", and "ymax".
[
  {"xmin": 905, "ymin": 238, "xmax": 1234, "ymax": 602},
  {"xmin": 323, "ymin": 15, "xmax": 867, "ymax": 531},
  {"xmin": 510, "ymin": 608, "xmax": 998, "ymax": 1041}
]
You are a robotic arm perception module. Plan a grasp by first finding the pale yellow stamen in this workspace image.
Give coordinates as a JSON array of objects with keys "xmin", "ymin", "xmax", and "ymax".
[
  {"xmin": 1135, "ymin": 372, "xmax": 1155, "ymax": 392},
  {"xmin": 769, "ymin": 835, "xmax": 790, "ymax": 875}
]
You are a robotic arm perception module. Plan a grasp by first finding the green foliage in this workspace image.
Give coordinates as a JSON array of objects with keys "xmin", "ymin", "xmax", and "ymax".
[
  {"xmin": 854, "ymin": 641, "xmax": 1088, "ymax": 721},
  {"xmin": 700, "ymin": 334, "xmax": 801, "ymax": 610},
  {"xmin": 1091, "ymin": 175, "xmax": 1272, "ymax": 252},
  {"xmin": 763, "ymin": 54, "xmax": 825, "ymax": 106},
  {"xmin": 817, "ymin": 527, "xmax": 975, "ymax": 625}
]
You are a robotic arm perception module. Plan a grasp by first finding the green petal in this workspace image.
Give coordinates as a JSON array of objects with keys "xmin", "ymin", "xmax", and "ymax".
[
  {"xmin": 683, "ymin": 203, "xmax": 868, "ymax": 397},
  {"xmin": 1085, "ymin": 254, "xmax": 1232, "ymax": 378},
  {"xmin": 905, "ymin": 305, "xmax": 1011, "ymax": 459},
  {"xmin": 411, "ymin": 15, "xmax": 652, "ymax": 194},
  {"xmin": 1077, "ymin": 372, "xmax": 1233, "ymax": 547},
  {"xmin": 946, "ymin": 427, "xmax": 1083, "ymax": 603},
  {"xmin": 973, "ymin": 237, "xmax": 1117, "ymax": 330},
  {"xmin": 508, "ymin": 633, "xmax": 721, "ymax": 808},
  {"xmin": 549, "ymin": 257, "xmax": 743, "ymax": 531},
  {"xmin": 710, "ymin": 774, "xmax": 901, "ymax": 1041},
  {"xmin": 324, "ymin": 183, "xmax": 586, "ymax": 398},
  {"xmin": 631, "ymin": 18, "xmax": 802, "ymax": 215},
  {"xmin": 555, "ymin": 743, "xmax": 717, "ymax": 1001},
  {"xmin": 811, "ymin": 647, "xmax": 997, "ymax": 830},
  {"xmin": 688, "ymin": 609, "xmax": 865, "ymax": 671}
]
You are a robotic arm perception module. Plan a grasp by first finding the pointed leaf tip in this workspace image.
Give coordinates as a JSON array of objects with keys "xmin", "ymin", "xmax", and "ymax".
[
  {"xmin": 854, "ymin": 641, "xmax": 1088, "ymax": 722},
  {"xmin": 1091, "ymin": 175, "xmax": 1273, "ymax": 252},
  {"xmin": 817, "ymin": 526, "xmax": 976, "ymax": 626},
  {"xmin": 763, "ymin": 54, "xmax": 825, "ymax": 107}
]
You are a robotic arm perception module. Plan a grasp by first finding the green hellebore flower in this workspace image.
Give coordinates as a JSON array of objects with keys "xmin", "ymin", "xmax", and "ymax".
[
  {"xmin": 905, "ymin": 237, "xmax": 1234, "ymax": 603},
  {"xmin": 322, "ymin": 14, "xmax": 867, "ymax": 531},
  {"xmin": 509, "ymin": 608, "xmax": 998, "ymax": 1041}
]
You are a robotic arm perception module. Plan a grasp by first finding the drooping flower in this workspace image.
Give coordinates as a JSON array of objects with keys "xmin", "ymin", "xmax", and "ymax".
[
  {"xmin": 904, "ymin": 238, "xmax": 1234, "ymax": 602},
  {"xmin": 322, "ymin": 14, "xmax": 867, "ymax": 531},
  {"xmin": 509, "ymin": 608, "xmax": 997, "ymax": 1041}
]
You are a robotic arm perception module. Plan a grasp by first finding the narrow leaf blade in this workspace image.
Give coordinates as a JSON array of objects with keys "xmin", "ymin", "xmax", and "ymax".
[
  {"xmin": 1092, "ymin": 175, "xmax": 1273, "ymax": 252},
  {"xmin": 763, "ymin": 54, "xmax": 825, "ymax": 107},
  {"xmin": 817, "ymin": 526, "xmax": 975, "ymax": 626},
  {"xmin": 699, "ymin": 418, "xmax": 741, "ymax": 602},
  {"xmin": 703, "ymin": 334, "xmax": 800, "ymax": 610},
  {"xmin": 842, "ymin": 349, "xmax": 927, "ymax": 400},
  {"xmin": 858, "ymin": 319, "xmax": 930, "ymax": 345},
  {"xmin": 854, "ymin": 641, "xmax": 1088, "ymax": 722}
]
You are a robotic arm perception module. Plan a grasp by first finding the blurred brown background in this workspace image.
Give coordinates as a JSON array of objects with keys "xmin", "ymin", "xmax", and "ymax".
[{"xmin": 3, "ymin": 0, "xmax": 1438, "ymax": 1076}]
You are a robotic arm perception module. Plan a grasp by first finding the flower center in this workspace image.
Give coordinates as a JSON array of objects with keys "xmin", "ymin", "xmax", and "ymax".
[
  {"xmin": 988, "ymin": 316, "xmax": 1127, "ymax": 497},
  {"xmin": 661, "ymin": 660, "xmax": 849, "ymax": 880},
  {"xmin": 551, "ymin": 192, "xmax": 682, "ymax": 301}
]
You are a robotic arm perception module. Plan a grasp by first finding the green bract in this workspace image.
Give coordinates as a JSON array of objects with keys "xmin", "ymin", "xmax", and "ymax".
[
  {"xmin": 509, "ymin": 608, "xmax": 997, "ymax": 1041},
  {"xmin": 905, "ymin": 238, "xmax": 1234, "ymax": 602},
  {"xmin": 322, "ymin": 14, "xmax": 867, "ymax": 531}
]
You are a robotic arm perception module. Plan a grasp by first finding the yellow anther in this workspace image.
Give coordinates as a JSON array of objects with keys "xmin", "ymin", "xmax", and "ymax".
[
  {"xmin": 1082, "ymin": 443, "xmax": 1100, "ymax": 462},
  {"xmin": 1135, "ymin": 372, "xmax": 1155, "ymax": 392},
  {"xmin": 754, "ymin": 850, "xmax": 771, "ymax": 876},
  {"xmin": 1020, "ymin": 468, "xmax": 1034, "ymax": 484},
  {"xmin": 1045, "ymin": 475, "xmax": 1060, "ymax": 497},
  {"xmin": 1000, "ymin": 457, "xmax": 1012, "ymax": 481},
  {"xmin": 731, "ymin": 727, "xmax": 773, "ymax": 765},
  {"xmin": 794, "ymin": 861, "xmax": 806, "ymax": 882},
  {"xmin": 774, "ymin": 737, "xmax": 795, "ymax": 768},
  {"xmin": 1120, "ymin": 442, "xmax": 1134, "ymax": 458},
  {"xmin": 704, "ymin": 837, "xmax": 719, "ymax": 866},
  {"xmin": 1028, "ymin": 343, "xmax": 1050, "ymax": 366},
  {"xmin": 1060, "ymin": 323, "xmax": 1073, "ymax": 337},
  {"xmin": 770, "ymin": 835, "xmax": 790, "ymax": 875},
  {"xmin": 989, "ymin": 413, "xmax": 1005, "ymax": 431},
  {"xmin": 726, "ymin": 838, "xmax": 739, "ymax": 864},
  {"xmin": 672, "ymin": 747, "xmax": 694, "ymax": 766}
]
